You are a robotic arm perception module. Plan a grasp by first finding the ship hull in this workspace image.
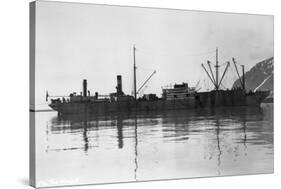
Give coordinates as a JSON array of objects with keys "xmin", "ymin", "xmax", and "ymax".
[{"xmin": 49, "ymin": 90, "xmax": 269, "ymax": 115}]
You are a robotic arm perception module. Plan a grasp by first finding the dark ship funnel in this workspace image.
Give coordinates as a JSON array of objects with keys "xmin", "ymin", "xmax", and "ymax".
[
  {"xmin": 83, "ymin": 79, "xmax": 87, "ymax": 97},
  {"xmin": 116, "ymin": 75, "xmax": 123, "ymax": 95}
]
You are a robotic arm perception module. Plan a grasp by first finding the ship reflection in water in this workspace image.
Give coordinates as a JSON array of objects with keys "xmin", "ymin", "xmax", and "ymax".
[{"xmin": 36, "ymin": 106, "xmax": 273, "ymax": 187}]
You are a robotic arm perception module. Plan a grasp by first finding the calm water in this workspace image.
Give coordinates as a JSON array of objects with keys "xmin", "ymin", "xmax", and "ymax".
[{"xmin": 35, "ymin": 106, "xmax": 273, "ymax": 187}]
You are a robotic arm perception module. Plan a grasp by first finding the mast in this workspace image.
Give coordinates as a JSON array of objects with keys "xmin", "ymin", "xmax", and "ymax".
[
  {"xmin": 133, "ymin": 45, "xmax": 137, "ymax": 100},
  {"xmin": 215, "ymin": 47, "xmax": 219, "ymax": 90},
  {"xmin": 241, "ymin": 65, "xmax": 245, "ymax": 91},
  {"xmin": 202, "ymin": 48, "xmax": 230, "ymax": 91}
]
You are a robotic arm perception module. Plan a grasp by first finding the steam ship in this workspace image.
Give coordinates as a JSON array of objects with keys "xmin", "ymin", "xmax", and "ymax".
[{"xmin": 48, "ymin": 47, "xmax": 269, "ymax": 115}]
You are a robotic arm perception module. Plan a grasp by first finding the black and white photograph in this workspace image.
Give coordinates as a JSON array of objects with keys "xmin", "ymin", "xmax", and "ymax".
[{"xmin": 30, "ymin": 1, "xmax": 274, "ymax": 188}]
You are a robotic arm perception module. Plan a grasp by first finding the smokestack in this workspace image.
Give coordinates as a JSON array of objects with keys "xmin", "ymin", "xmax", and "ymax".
[
  {"xmin": 83, "ymin": 79, "xmax": 87, "ymax": 97},
  {"xmin": 116, "ymin": 75, "xmax": 123, "ymax": 95}
]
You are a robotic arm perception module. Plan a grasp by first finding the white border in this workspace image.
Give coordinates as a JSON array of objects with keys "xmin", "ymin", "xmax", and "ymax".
[{"xmin": 0, "ymin": 0, "xmax": 279, "ymax": 189}]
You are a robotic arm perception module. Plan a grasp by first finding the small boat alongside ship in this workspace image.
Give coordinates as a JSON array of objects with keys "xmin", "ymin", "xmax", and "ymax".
[{"xmin": 48, "ymin": 47, "xmax": 270, "ymax": 115}]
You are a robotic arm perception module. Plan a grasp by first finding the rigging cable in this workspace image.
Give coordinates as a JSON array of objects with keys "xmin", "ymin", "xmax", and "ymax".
[{"xmin": 136, "ymin": 47, "xmax": 216, "ymax": 59}]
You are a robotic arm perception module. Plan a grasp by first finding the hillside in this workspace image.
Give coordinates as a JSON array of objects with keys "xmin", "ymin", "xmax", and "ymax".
[{"xmin": 232, "ymin": 57, "xmax": 273, "ymax": 91}]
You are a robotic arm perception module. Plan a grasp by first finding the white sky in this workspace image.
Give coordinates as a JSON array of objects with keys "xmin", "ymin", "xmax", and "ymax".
[{"xmin": 35, "ymin": 1, "xmax": 273, "ymax": 108}]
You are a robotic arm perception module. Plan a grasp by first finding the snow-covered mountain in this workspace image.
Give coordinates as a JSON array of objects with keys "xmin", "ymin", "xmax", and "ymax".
[{"xmin": 232, "ymin": 57, "xmax": 273, "ymax": 91}]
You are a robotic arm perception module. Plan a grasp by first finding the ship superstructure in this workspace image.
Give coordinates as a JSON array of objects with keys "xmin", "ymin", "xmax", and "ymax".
[{"xmin": 162, "ymin": 83, "xmax": 196, "ymax": 100}]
